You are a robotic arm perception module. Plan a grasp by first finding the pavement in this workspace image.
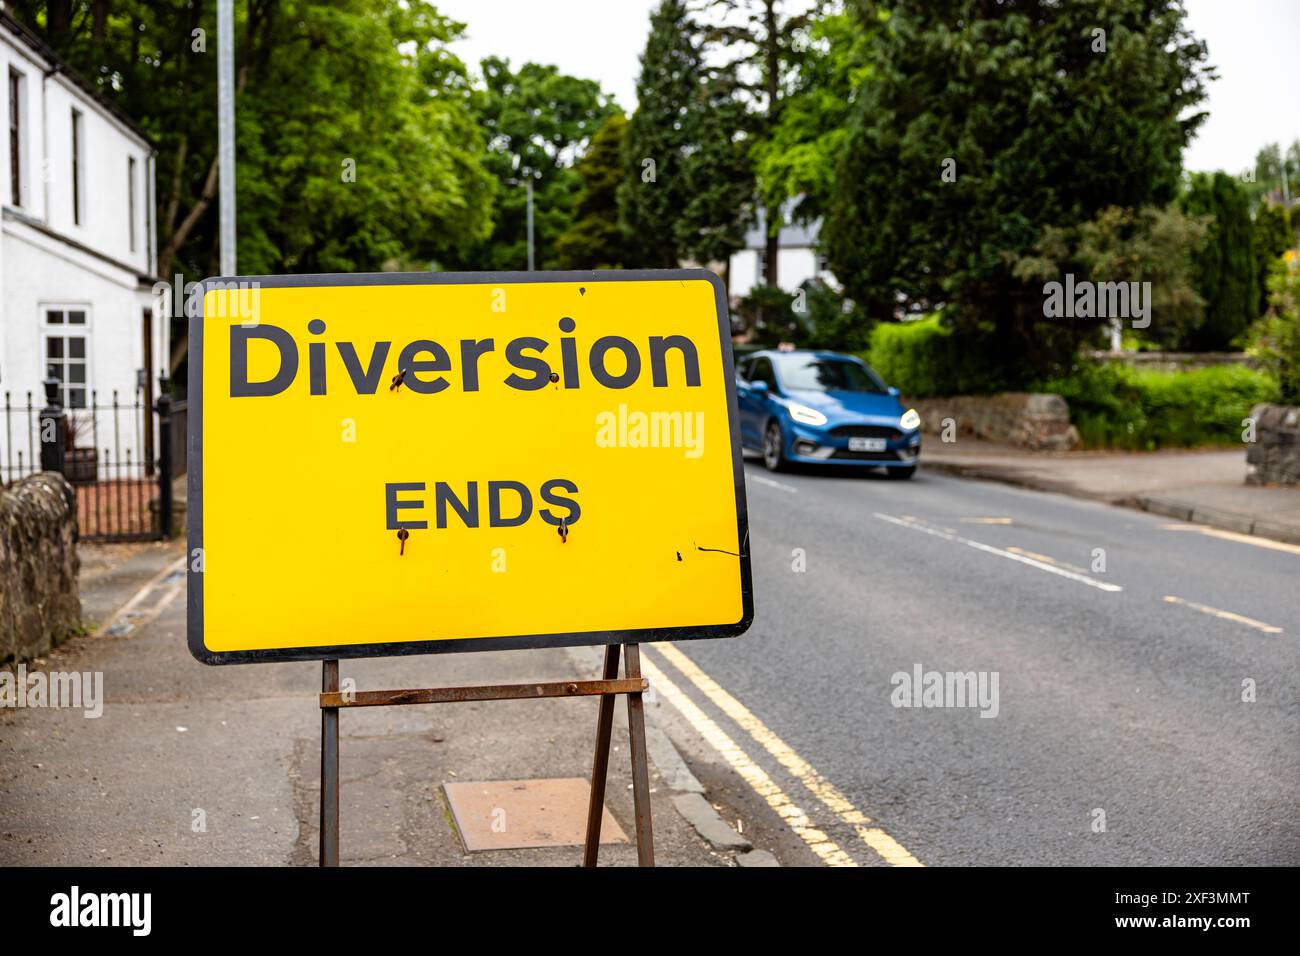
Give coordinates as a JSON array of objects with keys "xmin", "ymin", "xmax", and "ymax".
[
  {"xmin": 925, "ymin": 440, "xmax": 1300, "ymax": 544},
  {"xmin": 0, "ymin": 541, "xmax": 771, "ymax": 867}
]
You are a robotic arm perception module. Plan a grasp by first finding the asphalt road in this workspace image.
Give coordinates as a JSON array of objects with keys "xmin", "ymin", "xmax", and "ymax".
[{"xmin": 645, "ymin": 460, "xmax": 1300, "ymax": 866}]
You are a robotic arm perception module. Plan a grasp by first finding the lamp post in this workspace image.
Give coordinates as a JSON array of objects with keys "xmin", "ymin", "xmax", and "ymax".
[
  {"xmin": 526, "ymin": 175, "xmax": 534, "ymax": 272},
  {"xmin": 217, "ymin": 0, "xmax": 236, "ymax": 275},
  {"xmin": 513, "ymin": 155, "xmax": 536, "ymax": 272}
]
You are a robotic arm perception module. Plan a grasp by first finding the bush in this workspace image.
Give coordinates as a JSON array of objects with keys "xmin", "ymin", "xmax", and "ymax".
[
  {"xmin": 865, "ymin": 315, "xmax": 1014, "ymax": 397},
  {"xmin": 1043, "ymin": 362, "xmax": 1279, "ymax": 450},
  {"xmin": 1247, "ymin": 256, "xmax": 1300, "ymax": 405}
]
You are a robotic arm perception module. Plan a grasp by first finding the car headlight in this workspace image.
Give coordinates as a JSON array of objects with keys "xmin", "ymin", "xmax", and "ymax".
[
  {"xmin": 899, "ymin": 408, "xmax": 921, "ymax": 431},
  {"xmin": 787, "ymin": 402, "xmax": 828, "ymax": 427}
]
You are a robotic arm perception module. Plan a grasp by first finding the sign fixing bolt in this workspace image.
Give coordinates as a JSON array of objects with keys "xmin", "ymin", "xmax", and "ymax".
[{"xmin": 397, "ymin": 528, "xmax": 409, "ymax": 555}]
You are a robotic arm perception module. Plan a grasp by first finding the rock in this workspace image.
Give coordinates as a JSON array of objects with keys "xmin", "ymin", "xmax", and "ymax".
[{"xmin": 1246, "ymin": 403, "xmax": 1300, "ymax": 486}]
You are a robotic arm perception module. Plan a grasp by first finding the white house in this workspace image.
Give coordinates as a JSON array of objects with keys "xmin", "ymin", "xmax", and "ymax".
[
  {"xmin": 1, "ymin": 8, "xmax": 161, "ymax": 470},
  {"xmin": 727, "ymin": 201, "xmax": 838, "ymax": 300}
]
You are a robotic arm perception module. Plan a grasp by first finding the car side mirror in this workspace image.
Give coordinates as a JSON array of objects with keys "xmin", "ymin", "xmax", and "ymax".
[
  {"xmin": 887, "ymin": 386, "xmax": 900, "ymax": 397},
  {"xmin": 751, "ymin": 380, "xmax": 769, "ymax": 395}
]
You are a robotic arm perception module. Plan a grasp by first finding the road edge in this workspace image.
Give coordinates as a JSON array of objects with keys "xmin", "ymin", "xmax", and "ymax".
[{"xmin": 922, "ymin": 459, "xmax": 1300, "ymax": 546}]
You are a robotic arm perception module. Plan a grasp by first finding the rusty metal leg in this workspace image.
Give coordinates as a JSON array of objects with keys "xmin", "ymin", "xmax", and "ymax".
[
  {"xmin": 320, "ymin": 659, "xmax": 340, "ymax": 867},
  {"xmin": 623, "ymin": 644, "xmax": 655, "ymax": 867},
  {"xmin": 582, "ymin": 644, "xmax": 621, "ymax": 867}
]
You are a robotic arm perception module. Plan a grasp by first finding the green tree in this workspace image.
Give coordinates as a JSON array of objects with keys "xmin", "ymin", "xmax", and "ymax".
[
  {"xmin": 1011, "ymin": 204, "xmax": 1210, "ymax": 350},
  {"xmin": 620, "ymin": 0, "xmax": 703, "ymax": 268},
  {"xmin": 752, "ymin": 3, "xmax": 875, "ymax": 233},
  {"xmin": 694, "ymin": 0, "xmax": 822, "ymax": 287},
  {"xmin": 824, "ymin": 0, "xmax": 1212, "ymax": 378},
  {"xmin": 554, "ymin": 114, "xmax": 632, "ymax": 269},
  {"xmin": 1253, "ymin": 202, "xmax": 1293, "ymax": 315},
  {"xmin": 10, "ymin": 0, "xmax": 495, "ymax": 382},
  {"xmin": 444, "ymin": 57, "xmax": 618, "ymax": 272},
  {"xmin": 675, "ymin": 75, "xmax": 755, "ymax": 281},
  {"xmin": 1181, "ymin": 172, "xmax": 1258, "ymax": 349},
  {"xmin": 1248, "ymin": 141, "xmax": 1300, "ymax": 207}
]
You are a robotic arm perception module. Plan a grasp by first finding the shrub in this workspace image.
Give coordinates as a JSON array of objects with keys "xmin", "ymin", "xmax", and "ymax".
[
  {"xmin": 1247, "ymin": 256, "xmax": 1300, "ymax": 405},
  {"xmin": 865, "ymin": 315, "xmax": 1013, "ymax": 397},
  {"xmin": 1043, "ymin": 362, "xmax": 1279, "ymax": 449}
]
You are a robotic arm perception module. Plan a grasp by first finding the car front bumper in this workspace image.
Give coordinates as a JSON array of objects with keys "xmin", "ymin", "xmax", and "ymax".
[{"xmin": 784, "ymin": 421, "xmax": 921, "ymax": 467}]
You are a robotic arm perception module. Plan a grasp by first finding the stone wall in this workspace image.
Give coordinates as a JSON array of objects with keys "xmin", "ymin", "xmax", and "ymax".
[
  {"xmin": 910, "ymin": 393, "xmax": 1081, "ymax": 452},
  {"xmin": 1085, "ymin": 350, "xmax": 1261, "ymax": 373},
  {"xmin": 1, "ymin": 473, "xmax": 81, "ymax": 663},
  {"xmin": 1246, "ymin": 404, "xmax": 1300, "ymax": 485}
]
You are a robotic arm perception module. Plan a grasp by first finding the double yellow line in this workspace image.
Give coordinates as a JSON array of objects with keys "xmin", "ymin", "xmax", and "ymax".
[{"xmin": 644, "ymin": 642, "xmax": 922, "ymax": 867}]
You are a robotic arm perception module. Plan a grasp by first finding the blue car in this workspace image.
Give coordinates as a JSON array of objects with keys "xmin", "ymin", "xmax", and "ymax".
[{"xmin": 735, "ymin": 349, "xmax": 921, "ymax": 478}]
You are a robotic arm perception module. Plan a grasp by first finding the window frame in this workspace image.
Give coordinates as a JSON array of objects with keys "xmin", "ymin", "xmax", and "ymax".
[
  {"xmin": 71, "ymin": 107, "xmax": 83, "ymax": 226},
  {"xmin": 127, "ymin": 154, "xmax": 137, "ymax": 251},
  {"xmin": 41, "ymin": 304, "xmax": 93, "ymax": 410},
  {"xmin": 8, "ymin": 66, "xmax": 24, "ymax": 208}
]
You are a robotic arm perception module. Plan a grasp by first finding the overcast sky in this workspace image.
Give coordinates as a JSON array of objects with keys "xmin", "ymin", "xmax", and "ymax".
[{"xmin": 433, "ymin": 0, "xmax": 1300, "ymax": 174}]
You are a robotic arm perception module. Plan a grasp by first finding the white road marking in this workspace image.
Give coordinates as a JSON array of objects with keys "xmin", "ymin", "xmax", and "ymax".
[
  {"xmin": 1161, "ymin": 523, "xmax": 1300, "ymax": 558},
  {"xmin": 1162, "ymin": 595, "xmax": 1283, "ymax": 635},
  {"xmin": 749, "ymin": 474, "xmax": 799, "ymax": 494},
  {"xmin": 874, "ymin": 513, "xmax": 1123, "ymax": 592}
]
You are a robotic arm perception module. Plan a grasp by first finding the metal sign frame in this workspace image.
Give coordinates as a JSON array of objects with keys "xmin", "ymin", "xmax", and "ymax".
[
  {"xmin": 187, "ymin": 269, "xmax": 753, "ymax": 665},
  {"xmin": 317, "ymin": 643, "xmax": 656, "ymax": 867}
]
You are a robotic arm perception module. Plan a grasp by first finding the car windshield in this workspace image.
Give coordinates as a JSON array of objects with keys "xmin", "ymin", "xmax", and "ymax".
[{"xmin": 774, "ymin": 356, "xmax": 888, "ymax": 394}]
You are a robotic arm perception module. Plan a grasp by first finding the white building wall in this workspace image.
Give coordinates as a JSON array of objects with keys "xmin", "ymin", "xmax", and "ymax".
[
  {"xmin": 42, "ymin": 77, "xmax": 151, "ymax": 274},
  {"xmin": 729, "ymin": 250, "xmax": 762, "ymax": 299},
  {"xmin": 1, "ymin": 20, "xmax": 161, "ymax": 476},
  {"xmin": 727, "ymin": 246, "xmax": 836, "ymax": 300},
  {"xmin": 2, "ymin": 37, "xmax": 45, "ymax": 220},
  {"xmin": 3, "ymin": 222, "xmax": 153, "ymax": 404}
]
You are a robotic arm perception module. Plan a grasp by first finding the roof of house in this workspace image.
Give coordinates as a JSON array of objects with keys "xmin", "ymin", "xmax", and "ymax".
[{"xmin": 0, "ymin": 6, "xmax": 153, "ymax": 147}]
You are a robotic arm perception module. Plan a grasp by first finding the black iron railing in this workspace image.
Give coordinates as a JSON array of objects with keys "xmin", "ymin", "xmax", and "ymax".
[{"xmin": 2, "ymin": 378, "xmax": 177, "ymax": 542}]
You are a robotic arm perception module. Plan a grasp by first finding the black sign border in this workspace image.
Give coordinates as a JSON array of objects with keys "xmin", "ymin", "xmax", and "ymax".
[{"xmin": 188, "ymin": 269, "xmax": 753, "ymax": 664}]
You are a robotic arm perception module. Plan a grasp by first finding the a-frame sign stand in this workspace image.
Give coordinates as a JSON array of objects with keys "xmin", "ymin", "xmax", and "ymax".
[{"xmin": 317, "ymin": 643, "xmax": 655, "ymax": 867}]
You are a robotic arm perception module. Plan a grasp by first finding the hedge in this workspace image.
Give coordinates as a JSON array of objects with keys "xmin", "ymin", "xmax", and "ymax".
[
  {"xmin": 862, "ymin": 315, "xmax": 1280, "ymax": 449},
  {"xmin": 863, "ymin": 315, "xmax": 1013, "ymax": 397},
  {"xmin": 1042, "ymin": 362, "xmax": 1280, "ymax": 450}
]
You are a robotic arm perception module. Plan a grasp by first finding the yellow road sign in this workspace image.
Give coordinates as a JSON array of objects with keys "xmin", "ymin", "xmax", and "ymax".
[{"xmin": 188, "ymin": 270, "xmax": 752, "ymax": 663}]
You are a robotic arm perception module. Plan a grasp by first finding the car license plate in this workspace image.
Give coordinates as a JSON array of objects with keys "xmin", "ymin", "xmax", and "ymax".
[{"xmin": 848, "ymin": 437, "xmax": 887, "ymax": 452}]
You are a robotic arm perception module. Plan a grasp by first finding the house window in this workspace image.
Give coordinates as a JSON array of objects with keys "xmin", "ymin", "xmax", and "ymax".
[
  {"xmin": 44, "ymin": 308, "xmax": 90, "ymax": 409},
  {"xmin": 128, "ymin": 156, "xmax": 137, "ymax": 251},
  {"xmin": 71, "ymin": 108, "xmax": 83, "ymax": 225},
  {"xmin": 8, "ymin": 68, "xmax": 22, "ymax": 207}
]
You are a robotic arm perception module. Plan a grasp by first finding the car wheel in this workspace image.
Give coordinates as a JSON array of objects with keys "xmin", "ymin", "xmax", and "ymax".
[
  {"xmin": 762, "ymin": 420, "xmax": 788, "ymax": 472},
  {"xmin": 886, "ymin": 465, "xmax": 916, "ymax": 480}
]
